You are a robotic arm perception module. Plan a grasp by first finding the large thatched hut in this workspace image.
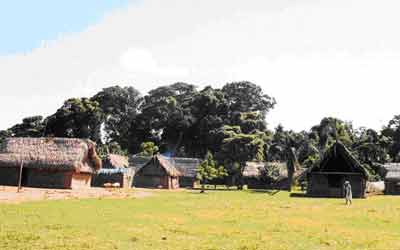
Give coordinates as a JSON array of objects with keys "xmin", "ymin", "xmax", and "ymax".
[
  {"xmin": 383, "ymin": 163, "xmax": 400, "ymax": 195},
  {"xmin": 91, "ymin": 154, "xmax": 134, "ymax": 188},
  {"xmin": 307, "ymin": 142, "xmax": 368, "ymax": 198},
  {"xmin": 0, "ymin": 137, "xmax": 101, "ymax": 189},
  {"xmin": 134, "ymin": 154, "xmax": 181, "ymax": 189}
]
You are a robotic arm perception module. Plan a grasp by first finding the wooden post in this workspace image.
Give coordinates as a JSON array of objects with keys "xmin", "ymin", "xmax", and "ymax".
[{"xmin": 17, "ymin": 160, "xmax": 24, "ymax": 193}]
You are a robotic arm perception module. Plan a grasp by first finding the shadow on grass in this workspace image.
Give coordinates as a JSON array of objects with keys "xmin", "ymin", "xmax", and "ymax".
[
  {"xmin": 247, "ymin": 189, "xmax": 282, "ymax": 196},
  {"xmin": 189, "ymin": 187, "xmax": 240, "ymax": 192}
]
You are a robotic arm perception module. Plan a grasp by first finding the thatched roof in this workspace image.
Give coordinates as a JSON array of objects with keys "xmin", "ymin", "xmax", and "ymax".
[
  {"xmin": 130, "ymin": 155, "xmax": 200, "ymax": 178},
  {"xmin": 0, "ymin": 137, "xmax": 101, "ymax": 173},
  {"xmin": 243, "ymin": 162, "xmax": 266, "ymax": 178},
  {"xmin": 137, "ymin": 154, "xmax": 181, "ymax": 177},
  {"xmin": 309, "ymin": 141, "xmax": 368, "ymax": 178},
  {"xmin": 103, "ymin": 154, "xmax": 129, "ymax": 169},
  {"xmin": 243, "ymin": 162, "xmax": 287, "ymax": 178},
  {"xmin": 129, "ymin": 155, "xmax": 152, "ymax": 170},
  {"xmin": 170, "ymin": 158, "xmax": 201, "ymax": 178},
  {"xmin": 384, "ymin": 163, "xmax": 400, "ymax": 181}
]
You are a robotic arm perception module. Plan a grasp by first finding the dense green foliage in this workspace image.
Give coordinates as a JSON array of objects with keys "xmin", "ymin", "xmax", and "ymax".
[{"xmin": 196, "ymin": 151, "xmax": 228, "ymax": 192}]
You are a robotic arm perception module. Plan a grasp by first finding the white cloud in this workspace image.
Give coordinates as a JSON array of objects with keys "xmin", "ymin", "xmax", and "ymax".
[
  {"xmin": 120, "ymin": 48, "xmax": 188, "ymax": 77},
  {"xmin": 1, "ymin": 0, "xmax": 400, "ymax": 131}
]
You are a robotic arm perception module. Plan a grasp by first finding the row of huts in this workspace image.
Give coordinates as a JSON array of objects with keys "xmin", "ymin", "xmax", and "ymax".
[
  {"xmin": 0, "ymin": 137, "xmax": 400, "ymax": 197},
  {"xmin": 0, "ymin": 137, "xmax": 202, "ymax": 189}
]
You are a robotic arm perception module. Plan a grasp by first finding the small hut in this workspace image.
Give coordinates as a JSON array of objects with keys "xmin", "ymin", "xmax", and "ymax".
[
  {"xmin": 130, "ymin": 155, "xmax": 201, "ymax": 188},
  {"xmin": 91, "ymin": 154, "xmax": 134, "ymax": 188},
  {"xmin": 243, "ymin": 161, "xmax": 293, "ymax": 189},
  {"xmin": 0, "ymin": 137, "xmax": 101, "ymax": 189},
  {"xmin": 170, "ymin": 158, "xmax": 201, "ymax": 187},
  {"xmin": 383, "ymin": 163, "xmax": 400, "ymax": 195},
  {"xmin": 134, "ymin": 154, "xmax": 181, "ymax": 189},
  {"xmin": 307, "ymin": 142, "xmax": 368, "ymax": 198},
  {"xmin": 242, "ymin": 161, "xmax": 268, "ymax": 189}
]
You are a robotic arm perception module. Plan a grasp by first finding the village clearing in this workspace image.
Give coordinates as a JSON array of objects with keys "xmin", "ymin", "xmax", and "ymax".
[{"xmin": 0, "ymin": 188, "xmax": 399, "ymax": 250}]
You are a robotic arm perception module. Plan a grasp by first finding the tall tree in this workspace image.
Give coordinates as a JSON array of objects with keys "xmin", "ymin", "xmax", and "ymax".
[
  {"xmin": 222, "ymin": 81, "xmax": 276, "ymax": 122},
  {"xmin": 8, "ymin": 116, "xmax": 45, "ymax": 137},
  {"xmin": 381, "ymin": 115, "xmax": 400, "ymax": 161},
  {"xmin": 45, "ymin": 98, "xmax": 104, "ymax": 142},
  {"xmin": 133, "ymin": 82, "xmax": 197, "ymax": 155},
  {"xmin": 216, "ymin": 126, "xmax": 266, "ymax": 189},
  {"xmin": 91, "ymin": 86, "xmax": 142, "ymax": 150}
]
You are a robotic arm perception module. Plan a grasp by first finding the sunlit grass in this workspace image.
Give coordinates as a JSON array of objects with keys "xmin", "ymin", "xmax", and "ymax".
[{"xmin": 0, "ymin": 189, "xmax": 399, "ymax": 250}]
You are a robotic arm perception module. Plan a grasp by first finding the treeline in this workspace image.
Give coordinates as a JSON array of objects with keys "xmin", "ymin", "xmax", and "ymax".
[{"xmin": 1, "ymin": 81, "xmax": 400, "ymax": 180}]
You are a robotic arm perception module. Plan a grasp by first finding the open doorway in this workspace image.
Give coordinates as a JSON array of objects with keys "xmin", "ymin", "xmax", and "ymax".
[
  {"xmin": 20, "ymin": 168, "xmax": 29, "ymax": 186},
  {"xmin": 327, "ymin": 174, "xmax": 344, "ymax": 196}
]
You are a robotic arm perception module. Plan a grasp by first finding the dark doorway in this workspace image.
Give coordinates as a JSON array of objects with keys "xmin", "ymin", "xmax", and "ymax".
[
  {"xmin": 327, "ymin": 175, "xmax": 342, "ymax": 188},
  {"xmin": 21, "ymin": 168, "xmax": 29, "ymax": 186}
]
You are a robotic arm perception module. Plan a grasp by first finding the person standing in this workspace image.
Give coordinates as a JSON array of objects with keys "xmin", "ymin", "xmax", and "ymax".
[{"xmin": 344, "ymin": 180, "xmax": 352, "ymax": 205}]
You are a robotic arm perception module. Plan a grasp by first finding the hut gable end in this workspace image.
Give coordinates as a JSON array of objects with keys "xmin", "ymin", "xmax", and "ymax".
[
  {"xmin": 311, "ymin": 142, "xmax": 367, "ymax": 176},
  {"xmin": 136, "ymin": 155, "xmax": 181, "ymax": 177}
]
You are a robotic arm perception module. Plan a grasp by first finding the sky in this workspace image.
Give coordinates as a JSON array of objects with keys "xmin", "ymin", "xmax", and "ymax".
[{"xmin": 1, "ymin": 0, "xmax": 400, "ymax": 132}]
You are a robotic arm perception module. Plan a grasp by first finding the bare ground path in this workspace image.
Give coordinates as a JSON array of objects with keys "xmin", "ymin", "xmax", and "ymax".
[{"xmin": 0, "ymin": 186, "xmax": 153, "ymax": 203}]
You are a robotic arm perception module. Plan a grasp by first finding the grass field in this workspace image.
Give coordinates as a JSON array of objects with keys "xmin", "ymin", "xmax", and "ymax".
[{"xmin": 0, "ymin": 189, "xmax": 399, "ymax": 250}]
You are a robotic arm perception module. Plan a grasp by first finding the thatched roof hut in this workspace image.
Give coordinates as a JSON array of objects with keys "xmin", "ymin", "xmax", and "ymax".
[
  {"xmin": 243, "ymin": 161, "xmax": 292, "ymax": 189},
  {"xmin": 134, "ymin": 154, "xmax": 181, "ymax": 189},
  {"xmin": 383, "ymin": 163, "xmax": 400, "ymax": 195},
  {"xmin": 0, "ymin": 137, "xmax": 101, "ymax": 189},
  {"xmin": 307, "ymin": 141, "xmax": 368, "ymax": 198},
  {"xmin": 130, "ymin": 155, "xmax": 201, "ymax": 187},
  {"xmin": 169, "ymin": 157, "xmax": 201, "ymax": 187},
  {"xmin": 0, "ymin": 137, "xmax": 101, "ymax": 173},
  {"xmin": 242, "ymin": 162, "xmax": 266, "ymax": 178}
]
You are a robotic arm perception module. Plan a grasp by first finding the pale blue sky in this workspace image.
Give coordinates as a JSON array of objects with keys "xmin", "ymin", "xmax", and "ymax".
[
  {"xmin": 0, "ymin": 0, "xmax": 132, "ymax": 55},
  {"xmin": 1, "ymin": 0, "xmax": 400, "ymax": 131}
]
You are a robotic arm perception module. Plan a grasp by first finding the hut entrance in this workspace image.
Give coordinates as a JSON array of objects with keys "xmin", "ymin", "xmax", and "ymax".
[
  {"xmin": 327, "ymin": 174, "xmax": 343, "ymax": 196},
  {"xmin": 327, "ymin": 175, "xmax": 342, "ymax": 188}
]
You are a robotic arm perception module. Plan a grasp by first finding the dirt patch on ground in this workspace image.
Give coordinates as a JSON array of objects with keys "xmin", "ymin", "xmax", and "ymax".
[{"xmin": 0, "ymin": 186, "xmax": 154, "ymax": 204}]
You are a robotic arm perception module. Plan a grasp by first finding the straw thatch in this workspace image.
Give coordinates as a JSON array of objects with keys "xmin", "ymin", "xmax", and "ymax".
[
  {"xmin": 242, "ymin": 162, "xmax": 266, "ymax": 178},
  {"xmin": 130, "ymin": 155, "xmax": 199, "ymax": 177},
  {"xmin": 103, "ymin": 154, "xmax": 129, "ymax": 169},
  {"xmin": 383, "ymin": 163, "xmax": 400, "ymax": 181},
  {"xmin": 135, "ymin": 154, "xmax": 181, "ymax": 177},
  {"xmin": 153, "ymin": 154, "xmax": 182, "ymax": 177},
  {"xmin": 129, "ymin": 155, "xmax": 152, "ymax": 170},
  {"xmin": 170, "ymin": 158, "xmax": 201, "ymax": 178},
  {"xmin": 243, "ymin": 162, "xmax": 288, "ymax": 178},
  {"xmin": 383, "ymin": 163, "xmax": 400, "ymax": 195},
  {"xmin": 0, "ymin": 137, "xmax": 101, "ymax": 173}
]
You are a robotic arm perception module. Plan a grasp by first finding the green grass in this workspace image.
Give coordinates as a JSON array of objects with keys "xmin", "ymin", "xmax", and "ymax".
[{"xmin": 1, "ymin": 190, "xmax": 400, "ymax": 250}]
